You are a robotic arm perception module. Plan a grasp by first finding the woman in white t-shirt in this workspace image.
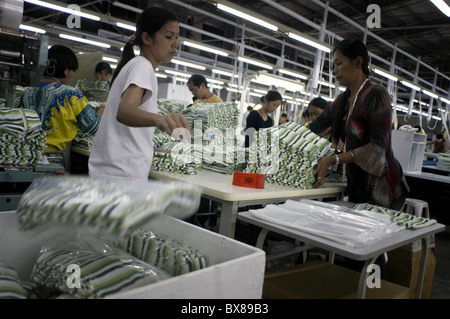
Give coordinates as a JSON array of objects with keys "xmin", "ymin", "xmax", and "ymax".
[{"xmin": 89, "ymin": 7, "xmax": 191, "ymax": 182}]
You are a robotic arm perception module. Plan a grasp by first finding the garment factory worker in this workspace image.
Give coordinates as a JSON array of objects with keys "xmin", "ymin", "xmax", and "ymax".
[
  {"xmin": 279, "ymin": 113, "xmax": 289, "ymax": 124},
  {"xmin": 95, "ymin": 61, "xmax": 113, "ymax": 83},
  {"xmin": 301, "ymin": 107, "xmax": 311, "ymax": 125},
  {"xmin": 187, "ymin": 74, "xmax": 223, "ymax": 105},
  {"xmin": 240, "ymin": 106, "xmax": 253, "ymax": 134},
  {"xmin": 89, "ymin": 7, "xmax": 191, "ymax": 182},
  {"xmin": 308, "ymin": 97, "xmax": 328, "ymax": 122},
  {"xmin": 18, "ymin": 44, "xmax": 103, "ymax": 153},
  {"xmin": 244, "ymin": 90, "xmax": 282, "ymax": 147},
  {"xmin": 309, "ymin": 39, "xmax": 407, "ymax": 210},
  {"xmin": 427, "ymin": 133, "xmax": 447, "ymax": 154}
]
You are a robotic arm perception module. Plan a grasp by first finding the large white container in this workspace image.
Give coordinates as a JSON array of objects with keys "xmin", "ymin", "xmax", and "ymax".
[
  {"xmin": 0, "ymin": 211, "xmax": 266, "ymax": 299},
  {"xmin": 392, "ymin": 130, "xmax": 427, "ymax": 173}
]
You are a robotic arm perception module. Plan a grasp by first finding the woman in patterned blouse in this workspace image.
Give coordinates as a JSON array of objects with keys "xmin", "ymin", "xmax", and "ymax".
[{"xmin": 309, "ymin": 39, "xmax": 407, "ymax": 210}]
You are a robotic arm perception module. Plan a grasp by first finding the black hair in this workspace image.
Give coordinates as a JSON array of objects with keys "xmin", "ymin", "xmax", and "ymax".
[
  {"xmin": 436, "ymin": 133, "xmax": 444, "ymax": 140},
  {"xmin": 44, "ymin": 45, "xmax": 78, "ymax": 78},
  {"xmin": 261, "ymin": 90, "xmax": 282, "ymax": 103},
  {"xmin": 309, "ymin": 97, "xmax": 328, "ymax": 110},
  {"xmin": 111, "ymin": 6, "xmax": 179, "ymax": 84},
  {"xmin": 95, "ymin": 61, "xmax": 112, "ymax": 74},
  {"xmin": 247, "ymin": 106, "xmax": 253, "ymax": 111},
  {"xmin": 302, "ymin": 108, "xmax": 310, "ymax": 118},
  {"xmin": 188, "ymin": 74, "xmax": 208, "ymax": 88},
  {"xmin": 330, "ymin": 39, "xmax": 370, "ymax": 145},
  {"xmin": 281, "ymin": 113, "xmax": 288, "ymax": 117}
]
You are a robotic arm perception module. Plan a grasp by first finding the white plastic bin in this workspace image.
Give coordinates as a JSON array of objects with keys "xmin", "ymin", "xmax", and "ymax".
[{"xmin": 0, "ymin": 211, "xmax": 265, "ymax": 299}]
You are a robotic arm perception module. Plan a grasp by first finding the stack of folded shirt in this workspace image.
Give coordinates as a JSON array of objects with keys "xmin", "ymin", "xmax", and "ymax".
[
  {"xmin": 181, "ymin": 102, "xmax": 239, "ymax": 134},
  {"xmin": 76, "ymin": 79, "xmax": 110, "ymax": 102},
  {"xmin": 72, "ymin": 132, "xmax": 95, "ymax": 151},
  {"xmin": 157, "ymin": 99, "xmax": 185, "ymax": 115},
  {"xmin": 245, "ymin": 122, "xmax": 333, "ymax": 189},
  {"xmin": 0, "ymin": 108, "xmax": 46, "ymax": 166},
  {"xmin": 352, "ymin": 202, "xmax": 438, "ymax": 229},
  {"xmin": 152, "ymin": 141, "xmax": 201, "ymax": 175},
  {"xmin": 0, "ymin": 262, "xmax": 27, "ymax": 299}
]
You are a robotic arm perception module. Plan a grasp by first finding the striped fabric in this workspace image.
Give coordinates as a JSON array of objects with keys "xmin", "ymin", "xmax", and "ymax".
[
  {"xmin": 31, "ymin": 248, "xmax": 170, "ymax": 299},
  {"xmin": 125, "ymin": 230, "xmax": 208, "ymax": 276},
  {"xmin": 0, "ymin": 108, "xmax": 47, "ymax": 165},
  {"xmin": 352, "ymin": 203, "xmax": 438, "ymax": 229},
  {"xmin": 16, "ymin": 176, "xmax": 202, "ymax": 237},
  {"xmin": 181, "ymin": 102, "xmax": 239, "ymax": 133},
  {"xmin": 0, "ymin": 263, "xmax": 26, "ymax": 299},
  {"xmin": 245, "ymin": 122, "xmax": 333, "ymax": 189}
]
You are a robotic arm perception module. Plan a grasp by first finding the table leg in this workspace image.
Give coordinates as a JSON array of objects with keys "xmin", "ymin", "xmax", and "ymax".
[
  {"xmin": 256, "ymin": 228, "xmax": 270, "ymax": 249},
  {"xmin": 357, "ymin": 256, "xmax": 378, "ymax": 299},
  {"xmin": 416, "ymin": 237, "xmax": 429, "ymax": 299},
  {"xmin": 218, "ymin": 201, "xmax": 239, "ymax": 238}
]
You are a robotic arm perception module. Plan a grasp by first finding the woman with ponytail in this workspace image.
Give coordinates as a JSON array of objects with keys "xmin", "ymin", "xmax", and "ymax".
[
  {"xmin": 309, "ymin": 39, "xmax": 407, "ymax": 210},
  {"xmin": 89, "ymin": 6, "xmax": 191, "ymax": 182}
]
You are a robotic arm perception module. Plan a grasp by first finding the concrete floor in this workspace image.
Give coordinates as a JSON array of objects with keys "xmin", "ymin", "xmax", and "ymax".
[{"xmin": 430, "ymin": 225, "xmax": 450, "ymax": 299}]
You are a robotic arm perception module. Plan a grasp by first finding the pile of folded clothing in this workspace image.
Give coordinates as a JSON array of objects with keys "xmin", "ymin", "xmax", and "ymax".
[
  {"xmin": 157, "ymin": 99, "xmax": 185, "ymax": 115},
  {"xmin": 245, "ymin": 122, "xmax": 333, "ymax": 189},
  {"xmin": 0, "ymin": 108, "xmax": 46, "ymax": 166},
  {"xmin": 181, "ymin": 102, "xmax": 239, "ymax": 134}
]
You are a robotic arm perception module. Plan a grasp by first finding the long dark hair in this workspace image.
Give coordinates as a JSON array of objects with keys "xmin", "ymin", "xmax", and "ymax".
[
  {"xmin": 111, "ymin": 7, "xmax": 179, "ymax": 84},
  {"xmin": 261, "ymin": 90, "xmax": 282, "ymax": 103},
  {"xmin": 330, "ymin": 39, "xmax": 370, "ymax": 145}
]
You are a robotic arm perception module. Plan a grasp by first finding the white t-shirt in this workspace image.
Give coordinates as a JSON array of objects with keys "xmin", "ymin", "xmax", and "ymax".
[{"xmin": 89, "ymin": 56, "xmax": 158, "ymax": 181}]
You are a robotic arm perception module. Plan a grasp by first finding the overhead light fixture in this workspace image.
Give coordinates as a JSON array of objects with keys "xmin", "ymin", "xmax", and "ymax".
[
  {"xmin": 400, "ymin": 80, "xmax": 420, "ymax": 91},
  {"xmin": 430, "ymin": 0, "xmax": 450, "ymax": 17},
  {"xmin": 212, "ymin": 69, "xmax": 237, "ymax": 78},
  {"xmin": 238, "ymin": 56, "xmax": 273, "ymax": 70},
  {"xmin": 171, "ymin": 58, "xmax": 206, "ymax": 70},
  {"xmin": 59, "ymin": 34, "xmax": 111, "ymax": 48},
  {"xmin": 372, "ymin": 67, "xmax": 398, "ymax": 82},
  {"xmin": 205, "ymin": 78, "xmax": 225, "ymax": 85},
  {"xmin": 252, "ymin": 71, "xmax": 305, "ymax": 92},
  {"xmin": 318, "ymin": 80, "xmax": 336, "ymax": 88},
  {"xmin": 183, "ymin": 41, "xmax": 229, "ymax": 57},
  {"xmin": 116, "ymin": 22, "xmax": 136, "ymax": 32},
  {"xmin": 216, "ymin": 3, "xmax": 278, "ymax": 31},
  {"xmin": 112, "ymin": 1, "xmax": 143, "ymax": 13},
  {"xmin": 24, "ymin": 0, "xmax": 101, "ymax": 21},
  {"xmin": 19, "ymin": 24, "xmax": 46, "ymax": 34},
  {"xmin": 164, "ymin": 69, "xmax": 190, "ymax": 77},
  {"xmin": 287, "ymin": 32, "xmax": 331, "ymax": 53},
  {"xmin": 440, "ymin": 97, "xmax": 450, "ymax": 105},
  {"xmin": 102, "ymin": 56, "xmax": 118, "ymax": 63},
  {"xmin": 156, "ymin": 73, "xmax": 168, "ymax": 78},
  {"xmin": 278, "ymin": 69, "xmax": 308, "ymax": 80},
  {"xmin": 422, "ymin": 89, "xmax": 438, "ymax": 99}
]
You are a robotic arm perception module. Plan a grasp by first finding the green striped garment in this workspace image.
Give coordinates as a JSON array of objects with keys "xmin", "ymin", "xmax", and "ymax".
[{"xmin": 0, "ymin": 263, "xmax": 26, "ymax": 299}]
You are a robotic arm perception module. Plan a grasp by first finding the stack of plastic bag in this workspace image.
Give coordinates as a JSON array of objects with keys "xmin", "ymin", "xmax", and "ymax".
[
  {"xmin": 0, "ymin": 108, "xmax": 46, "ymax": 166},
  {"xmin": 245, "ymin": 122, "xmax": 333, "ymax": 189},
  {"xmin": 15, "ymin": 175, "xmax": 202, "ymax": 237}
]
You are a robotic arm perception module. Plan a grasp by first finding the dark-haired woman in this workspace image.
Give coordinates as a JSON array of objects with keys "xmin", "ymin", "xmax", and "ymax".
[
  {"xmin": 18, "ymin": 44, "xmax": 102, "ymax": 152},
  {"xmin": 244, "ymin": 90, "xmax": 282, "ymax": 147},
  {"xmin": 309, "ymin": 39, "xmax": 407, "ymax": 210},
  {"xmin": 89, "ymin": 7, "xmax": 191, "ymax": 182}
]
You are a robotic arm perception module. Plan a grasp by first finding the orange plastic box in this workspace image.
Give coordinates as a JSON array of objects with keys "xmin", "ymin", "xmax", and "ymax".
[{"xmin": 232, "ymin": 171, "xmax": 265, "ymax": 189}]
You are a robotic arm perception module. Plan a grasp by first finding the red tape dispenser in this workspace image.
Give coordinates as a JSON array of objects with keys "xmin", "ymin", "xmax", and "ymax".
[{"xmin": 232, "ymin": 171, "xmax": 265, "ymax": 189}]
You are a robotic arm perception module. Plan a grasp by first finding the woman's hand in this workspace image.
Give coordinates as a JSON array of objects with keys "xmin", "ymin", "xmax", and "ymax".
[
  {"xmin": 157, "ymin": 113, "xmax": 192, "ymax": 141},
  {"xmin": 312, "ymin": 156, "xmax": 334, "ymax": 188}
]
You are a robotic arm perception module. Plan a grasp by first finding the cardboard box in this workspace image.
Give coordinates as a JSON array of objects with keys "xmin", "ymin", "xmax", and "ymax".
[
  {"xmin": 384, "ymin": 247, "xmax": 436, "ymax": 299},
  {"xmin": 263, "ymin": 261, "xmax": 410, "ymax": 299},
  {"xmin": 0, "ymin": 211, "xmax": 266, "ymax": 299}
]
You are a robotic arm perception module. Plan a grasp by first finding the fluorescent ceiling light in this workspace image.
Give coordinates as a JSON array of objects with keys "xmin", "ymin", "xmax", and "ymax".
[
  {"xmin": 112, "ymin": 1, "xmax": 143, "ymax": 13},
  {"xmin": 212, "ymin": 69, "xmax": 238, "ymax": 78},
  {"xmin": 372, "ymin": 67, "xmax": 398, "ymax": 82},
  {"xmin": 249, "ymin": 92, "xmax": 264, "ymax": 97},
  {"xmin": 116, "ymin": 22, "xmax": 136, "ymax": 32},
  {"xmin": 226, "ymin": 88, "xmax": 241, "ymax": 93},
  {"xmin": 440, "ymin": 97, "xmax": 450, "ymax": 105},
  {"xmin": 25, "ymin": 0, "xmax": 100, "ymax": 21},
  {"xmin": 287, "ymin": 32, "xmax": 331, "ymax": 53},
  {"xmin": 318, "ymin": 80, "xmax": 336, "ymax": 88},
  {"xmin": 19, "ymin": 24, "xmax": 46, "ymax": 34},
  {"xmin": 102, "ymin": 56, "xmax": 118, "ymax": 63},
  {"xmin": 252, "ymin": 88, "xmax": 267, "ymax": 94},
  {"xmin": 278, "ymin": 69, "xmax": 308, "ymax": 80},
  {"xmin": 430, "ymin": 0, "xmax": 450, "ymax": 17},
  {"xmin": 400, "ymin": 80, "xmax": 421, "ymax": 91},
  {"xmin": 238, "ymin": 56, "xmax": 273, "ymax": 70},
  {"xmin": 205, "ymin": 78, "xmax": 225, "ymax": 85},
  {"xmin": 216, "ymin": 3, "xmax": 278, "ymax": 31},
  {"xmin": 422, "ymin": 89, "xmax": 438, "ymax": 99},
  {"xmin": 252, "ymin": 72, "xmax": 305, "ymax": 92},
  {"xmin": 183, "ymin": 41, "xmax": 229, "ymax": 57},
  {"xmin": 156, "ymin": 73, "xmax": 167, "ymax": 78},
  {"xmin": 59, "ymin": 34, "xmax": 111, "ymax": 48},
  {"xmin": 164, "ymin": 69, "xmax": 190, "ymax": 77},
  {"xmin": 110, "ymin": 64, "xmax": 117, "ymax": 69},
  {"xmin": 171, "ymin": 58, "xmax": 206, "ymax": 70}
]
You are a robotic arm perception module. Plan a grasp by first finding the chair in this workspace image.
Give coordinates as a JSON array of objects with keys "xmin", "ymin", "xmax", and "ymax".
[{"xmin": 402, "ymin": 198, "xmax": 430, "ymax": 218}]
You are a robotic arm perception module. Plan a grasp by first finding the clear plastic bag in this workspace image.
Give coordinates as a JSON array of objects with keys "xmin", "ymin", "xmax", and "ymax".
[{"xmin": 16, "ymin": 175, "xmax": 202, "ymax": 237}]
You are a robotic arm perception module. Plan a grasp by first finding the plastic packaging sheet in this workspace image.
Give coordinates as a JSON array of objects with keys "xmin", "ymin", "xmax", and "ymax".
[
  {"xmin": 15, "ymin": 175, "xmax": 202, "ymax": 237},
  {"xmin": 248, "ymin": 200, "xmax": 406, "ymax": 247},
  {"xmin": 29, "ymin": 229, "xmax": 171, "ymax": 299}
]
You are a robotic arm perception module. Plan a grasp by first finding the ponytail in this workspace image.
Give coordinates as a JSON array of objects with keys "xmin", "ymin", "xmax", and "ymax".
[{"xmin": 111, "ymin": 41, "xmax": 135, "ymax": 84}]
